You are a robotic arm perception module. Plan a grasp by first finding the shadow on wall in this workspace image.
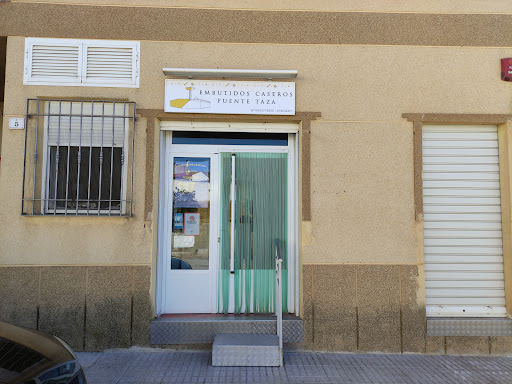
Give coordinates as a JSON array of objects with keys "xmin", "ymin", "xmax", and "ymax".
[
  {"xmin": 0, "ymin": 36, "xmax": 6, "ymax": 158},
  {"xmin": 0, "ymin": 36, "xmax": 5, "ymax": 103}
]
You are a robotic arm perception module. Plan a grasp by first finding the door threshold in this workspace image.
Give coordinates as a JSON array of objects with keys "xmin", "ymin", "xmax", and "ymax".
[
  {"xmin": 158, "ymin": 313, "xmax": 300, "ymax": 320},
  {"xmin": 151, "ymin": 314, "xmax": 303, "ymax": 345}
]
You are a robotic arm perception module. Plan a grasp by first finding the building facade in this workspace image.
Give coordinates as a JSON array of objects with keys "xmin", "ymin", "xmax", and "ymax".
[{"xmin": 1, "ymin": 0, "xmax": 512, "ymax": 354}]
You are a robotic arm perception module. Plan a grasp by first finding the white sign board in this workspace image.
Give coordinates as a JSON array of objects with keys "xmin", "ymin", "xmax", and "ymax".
[
  {"xmin": 165, "ymin": 79, "xmax": 295, "ymax": 115},
  {"xmin": 9, "ymin": 118, "xmax": 24, "ymax": 130}
]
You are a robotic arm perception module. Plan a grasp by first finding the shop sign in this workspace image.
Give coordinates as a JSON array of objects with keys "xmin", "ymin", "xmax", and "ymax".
[{"xmin": 164, "ymin": 79, "xmax": 295, "ymax": 115}]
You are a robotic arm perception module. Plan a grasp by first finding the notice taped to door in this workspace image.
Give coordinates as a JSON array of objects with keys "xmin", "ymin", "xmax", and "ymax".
[
  {"xmin": 184, "ymin": 213, "xmax": 200, "ymax": 236},
  {"xmin": 173, "ymin": 235, "xmax": 194, "ymax": 248}
]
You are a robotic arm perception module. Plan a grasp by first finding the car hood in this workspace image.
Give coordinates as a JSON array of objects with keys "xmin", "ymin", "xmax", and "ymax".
[{"xmin": 0, "ymin": 321, "xmax": 77, "ymax": 384}]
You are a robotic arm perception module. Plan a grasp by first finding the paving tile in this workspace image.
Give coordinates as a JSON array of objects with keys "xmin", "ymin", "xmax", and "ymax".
[{"xmin": 77, "ymin": 349, "xmax": 512, "ymax": 384}]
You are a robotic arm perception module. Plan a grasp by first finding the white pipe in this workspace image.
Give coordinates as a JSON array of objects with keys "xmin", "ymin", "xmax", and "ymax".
[
  {"xmin": 230, "ymin": 154, "xmax": 235, "ymax": 273},
  {"xmin": 276, "ymin": 243, "xmax": 283, "ymax": 366}
]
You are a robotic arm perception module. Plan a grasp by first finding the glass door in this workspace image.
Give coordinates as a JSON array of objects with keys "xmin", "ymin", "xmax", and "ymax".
[
  {"xmin": 159, "ymin": 128, "xmax": 298, "ymax": 315},
  {"xmin": 165, "ymin": 153, "xmax": 218, "ymax": 313}
]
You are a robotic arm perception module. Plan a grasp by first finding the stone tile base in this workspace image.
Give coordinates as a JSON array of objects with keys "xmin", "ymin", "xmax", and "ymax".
[{"xmin": 0, "ymin": 266, "xmax": 152, "ymax": 352}]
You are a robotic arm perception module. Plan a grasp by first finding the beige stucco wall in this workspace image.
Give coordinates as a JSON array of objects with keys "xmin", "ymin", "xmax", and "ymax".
[
  {"xmin": 7, "ymin": 41, "xmax": 512, "ymax": 118},
  {"xmin": 132, "ymin": 42, "xmax": 512, "ymax": 117},
  {"xmin": 305, "ymin": 121, "xmax": 415, "ymax": 264},
  {"xmin": 0, "ymin": 37, "xmax": 151, "ymax": 266},
  {"xmin": 2, "ymin": 37, "xmax": 512, "ymax": 267},
  {"xmin": 10, "ymin": 0, "xmax": 512, "ymax": 13}
]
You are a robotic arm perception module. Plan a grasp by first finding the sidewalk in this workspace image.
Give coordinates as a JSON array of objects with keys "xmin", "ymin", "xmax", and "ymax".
[{"xmin": 77, "ymin": 348, "xmax": 512, "ymax": 384}]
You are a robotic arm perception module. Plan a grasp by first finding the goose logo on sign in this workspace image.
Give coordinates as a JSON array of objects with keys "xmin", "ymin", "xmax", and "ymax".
[{"xmin": 170, "ymin": 86, "xmax": 211, "ymax": 110}]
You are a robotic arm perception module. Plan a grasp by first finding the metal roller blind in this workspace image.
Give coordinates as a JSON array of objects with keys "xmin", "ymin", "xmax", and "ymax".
[
  {"xmin": 423, "ymin": 125, "xmax": 506, "ymax": 317},
  {"xmin": 46, "ymin": 101, "xmax": 127, "ymax": 147}
]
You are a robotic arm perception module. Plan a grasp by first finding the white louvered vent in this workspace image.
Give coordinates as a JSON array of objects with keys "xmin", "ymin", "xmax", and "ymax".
[
  {"xmin": 31, "ymin": 44, "xmax": 80, "ymax": 80},
  {"xmin": 85, "ymin": 45, "xmax": 136, "ymax": 83},
  {"xmin": 423, "ymin": 125, "xmax": 506, "ymax": 317},
  {"xmin": 24, "ymin": 38, "xmax": 139, "ymax": 88}
]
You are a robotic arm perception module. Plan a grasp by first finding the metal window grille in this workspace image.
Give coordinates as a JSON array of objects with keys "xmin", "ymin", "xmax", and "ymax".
[{"xmin": 22, "ymin": 99, "xmax": 136, "ymax": 216}]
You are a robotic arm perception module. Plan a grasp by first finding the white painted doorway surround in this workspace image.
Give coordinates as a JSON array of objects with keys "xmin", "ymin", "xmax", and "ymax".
[{"xmin": 156, "ymin": 121, "xmax": 300, "ymax": 315}]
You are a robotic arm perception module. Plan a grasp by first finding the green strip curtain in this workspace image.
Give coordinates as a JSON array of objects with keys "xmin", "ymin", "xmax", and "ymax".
[
  {"xmin": 218, "ymin": 152, "xmax": 288, "ymax": 314},
  {"xmin": 218, "ymin": 153, "xmax": 232, "ymax": 313}
]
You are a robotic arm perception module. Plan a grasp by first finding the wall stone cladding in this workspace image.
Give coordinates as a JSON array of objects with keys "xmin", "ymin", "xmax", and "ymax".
[
  {"xmin": 424, "ymin": 336, "xmax": 512, "ymax": 355},
  {"xmin": 357, "ymin": 265, "xmax": 401, "ymax": 353},
  {"xmin": 2, "ymin": 265, "xmax": 511, "ymax": 354},
  {"xmin": 446, "ymin": 337, "xmax": 490, "ymax": 355},
  {"xmin": 303, "ymin": 264, "xmax": 512, "ymax": 355},
  {"xmin": 86, "ymin": 267, "xmax": 133, "ymax": 351},
  {"xmin": 132, "ymin": 266, "xmax": 152, "ymax": 346},
  {"xmin": 39, "ymin": 266, "xmax": 87, "ymax": 350},
  {"xmin": 3, "ymin": 4, "xmax": 512, "ymax": 47},
  {"xmin": 0, "ymin": 265, "xmax": 151, "ymax": 351},
  {"xmin": 312, "ymin": 265, "xmax": 357, "ymax": 351},
  {"xmin": 426, "ymin": 336, "xmax": 445, "ymax": 355},
  {"xmin": 490, "ymin": 337, "xmax": 512, "ymax": 355},
  {"xmin": 399, "ymin": 265, "xmax": 426, "ymax": 353},
  {"xmin": 302, "ymin": 265, "xmax": 314, "ymax": 347},
  {"xmin": 0, "ymin": 267, "xmax": 39, "ymax": 329}
]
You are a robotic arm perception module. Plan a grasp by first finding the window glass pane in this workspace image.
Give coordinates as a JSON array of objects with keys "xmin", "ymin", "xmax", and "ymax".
[
  {"xmin": 171, "ymin": 157, "xmax": 210, "ymax": 270},
  {"xmin": 48, "ymin": 146, "xmax": 122, "ymax": 212},
  {"xmin": 48, "ymin": 146, "xmax": 78, "ymax": 210},
  {"xmin": 172, "ymin": 131, "xmax": 288, "ymax": 146}
]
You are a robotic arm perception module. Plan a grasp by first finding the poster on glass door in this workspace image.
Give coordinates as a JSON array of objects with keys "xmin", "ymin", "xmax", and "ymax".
[
  {"xmin": 174, "ymin": 213, "xmax": 184, "ymax": 229},
  {"xmin": 173, "ymin": 158, "xmax": 210, "ymax": 208},
  {"xmin": 184, "ymin": 213, "xmax": 200, "ymax": 236}
]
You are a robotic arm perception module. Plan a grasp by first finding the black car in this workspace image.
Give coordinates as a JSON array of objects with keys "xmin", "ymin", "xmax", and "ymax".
[{"xmin": 0, "ymin": 321, "xmax": 86, "ymax": 384}]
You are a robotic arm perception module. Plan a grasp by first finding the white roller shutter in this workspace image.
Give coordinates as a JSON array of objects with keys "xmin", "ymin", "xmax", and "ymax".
[
  {"xmin": 423, "ymin": 125, "xmax": 506, "ymax": 317},
  {"xmin": 45, "ymin": 101, "xmax": 128, "ymax": 147}
]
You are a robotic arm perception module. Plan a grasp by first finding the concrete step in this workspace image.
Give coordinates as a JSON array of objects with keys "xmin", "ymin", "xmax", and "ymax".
[{"xmin": 212, "ymin": 333, "xmax": 281, "ymax": 367}]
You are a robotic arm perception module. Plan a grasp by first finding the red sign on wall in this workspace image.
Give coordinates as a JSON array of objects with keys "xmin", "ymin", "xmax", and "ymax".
[{"xmin": 501, "ymin": 58, "xmax": 512, "ymax": 81}]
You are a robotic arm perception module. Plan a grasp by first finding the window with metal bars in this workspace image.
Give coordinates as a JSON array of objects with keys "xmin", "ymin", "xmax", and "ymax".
[{"xmin": 22, "ymin": 99, "xmax": 135, "ymax": 216}]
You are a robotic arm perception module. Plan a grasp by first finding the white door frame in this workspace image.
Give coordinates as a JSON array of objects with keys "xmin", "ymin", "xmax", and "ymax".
[
  {"xmin": 156, "ymin": 121, "xmax": 300, "ymax": 316},
  {"xmin": 164, "ymin": 151, "xmax": 219, "ymax": 313}
]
